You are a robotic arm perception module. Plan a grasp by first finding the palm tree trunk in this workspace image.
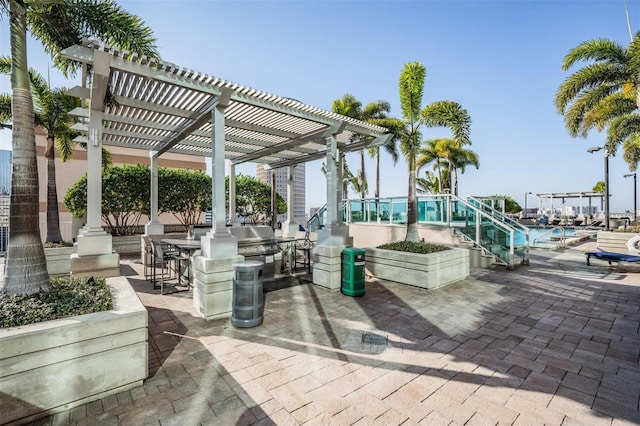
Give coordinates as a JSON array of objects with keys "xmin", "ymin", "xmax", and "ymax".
[
  {"xmin": 359, "ymin": 150, "xmax": 365, "ymax": 199},
  {"xmin": 375, "ymin": 148, "xmax": 380, "ymax": 199},
  {"xmin": 405, "ymin": 146, "xmax": 420, "ymax": 241},
  {"xmin": 45, "ymin": 136, "xmax": 63, "ymax": 242},
  {"xmin": 2, "ymin": 1, "xmax": 50, "ymax": 296}
]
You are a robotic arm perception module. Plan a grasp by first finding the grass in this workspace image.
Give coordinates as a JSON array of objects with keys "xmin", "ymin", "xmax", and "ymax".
[{"xmin": 0, "ymin": 276, "xmax": 113, "ymax": 329}]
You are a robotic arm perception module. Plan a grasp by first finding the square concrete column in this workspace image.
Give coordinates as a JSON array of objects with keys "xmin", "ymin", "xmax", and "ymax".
[
  {"xmin": 145, "ymin": 151, "xmax": 164, "ymax": 236},
  {"xmin": 71, "ymin": 51, "xmax": 119, "ymax": 278},
  {"xmin": 193, "ymin": 89, "xmax": 242, "ymax": 320},
  {"xmin": 282, "ymin": 165, "xmax": 299, "ymax": 238}
]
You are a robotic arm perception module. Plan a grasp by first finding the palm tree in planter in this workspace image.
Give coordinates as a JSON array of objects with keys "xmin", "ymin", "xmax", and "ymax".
[
  {"xmin": 0, "ymin": 0, "xmax": 157, "ymax": 295},
  {"xmin": 394, "ymin": 61, "xmax": 472, "ymax": 241}
]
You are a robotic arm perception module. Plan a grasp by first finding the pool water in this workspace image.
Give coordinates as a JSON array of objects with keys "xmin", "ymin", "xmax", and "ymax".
[{"xmin": 515, "ymin": 227, "xmax": 580, "ymax": 246}]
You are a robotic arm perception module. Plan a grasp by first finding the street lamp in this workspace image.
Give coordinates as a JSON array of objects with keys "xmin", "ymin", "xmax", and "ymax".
[
  {"xmin": 588, "ymin": 146, "xmax": 610, "ymax": 231},
  {"xmin": 524, "ymin": 192, "xmax": 532, "ymax": 219},
  {"xmin": 624, "ymin": 172, "xmax": 637, "ymax": 222}
]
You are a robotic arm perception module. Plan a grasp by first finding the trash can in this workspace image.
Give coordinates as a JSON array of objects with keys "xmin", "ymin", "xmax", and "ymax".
[
  {"xmin": 231, "ymin": 260, "xmax": 264, "ymax": 327},
  {"xmin": 342, "ymin": 247, "xmax": 366, "ymax": 297}
]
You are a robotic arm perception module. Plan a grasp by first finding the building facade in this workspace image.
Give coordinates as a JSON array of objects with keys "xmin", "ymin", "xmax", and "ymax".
[
  {"xmin": 0, "ymin": 150, "xmax": 11, "ymax": 195},
  {"xmin": 255, "ymin": 163, "xmax": 306, "ymax": 226},
  {"xmin": 32, "ymin": 129, "xmax": 206, "ymax": 242}
]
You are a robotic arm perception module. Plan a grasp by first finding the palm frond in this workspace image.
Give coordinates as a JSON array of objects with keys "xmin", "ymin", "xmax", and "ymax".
[
  {"xmin": 27, "ymin": 0, "xmax": 158, "ymax": 77},
  {"xmin": 561, "ymin": 38, "xmax": 626, "ymax": 70},
  {"xmin": 399, "ymin": 61, "xmax": 426, "ymax": 124},
  {"xmin": 421, "ymin": 100, "xmax": 471, "ymax": 145},
  {"xmin": 606, "ymin": 113, "xmax": 640, "ymax": 154}
]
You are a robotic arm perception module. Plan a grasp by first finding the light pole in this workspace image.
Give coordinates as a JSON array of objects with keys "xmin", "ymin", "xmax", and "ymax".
[
  {"xmin": 524, "ymin": 192, "xmax": 532, "ymax": 219},
  {"xmin": 588, "ymin": 146, "xmax": 610, "ymax": 231},
  {"xmin": 624, "ymin": 172, "xmax": 637, "ymax": 222}
]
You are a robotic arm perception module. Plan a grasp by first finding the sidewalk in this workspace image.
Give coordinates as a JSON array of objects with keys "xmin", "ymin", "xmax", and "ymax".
[{"xmin": 29, "ymin": 242, "xmax": 640, "ymax": 425}]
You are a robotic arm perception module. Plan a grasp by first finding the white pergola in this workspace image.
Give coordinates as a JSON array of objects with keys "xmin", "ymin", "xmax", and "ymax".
[{"xmin": 60, "ymin": 40, "xmax": 391, "ymax": 314}]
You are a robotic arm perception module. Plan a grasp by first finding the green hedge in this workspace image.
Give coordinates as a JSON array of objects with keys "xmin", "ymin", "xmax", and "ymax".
[{"xmin": 377, "ymin": 241, "xmax": 450, "ymax": 254}]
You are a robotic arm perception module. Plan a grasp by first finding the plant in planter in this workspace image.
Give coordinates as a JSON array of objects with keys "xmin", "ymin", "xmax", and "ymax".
[
  {"xmin": 0, "ymin": 276, "xmax": 112, "ymax": 329},
  {"xmin": 0, "ymin": 276, "xmax": 147, "ymax": 425},
  {"xmin": 366, "ymin": 240, "xmax": 469, "ymax": 289}
]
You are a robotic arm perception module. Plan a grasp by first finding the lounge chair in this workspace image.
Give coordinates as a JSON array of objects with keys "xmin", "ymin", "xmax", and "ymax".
[{"xmin": 585, "ymin": 251, "xmax": 640, "ymax": 266}]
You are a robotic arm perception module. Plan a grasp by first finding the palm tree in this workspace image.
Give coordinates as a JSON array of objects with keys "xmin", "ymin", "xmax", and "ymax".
[
  {"xmin": 555, "ymin": 32, "xmax": 640, "ymax": 158},
  {"xmin": 332, "ymin": 94, "xmax": 395, "ymax": 199},
  {"xmin": 367, "ymin": 117, "xmax": 401, "ymax": 200},
  {"xmin": 395, "ymin": 62, "xmax": 472, "ymax": 241},
  {"xmin": 419, "ymin": 138, "xmax": 478, "ymax": 195},
  {"xmin": 416, "ymin": 170, "xmax": 440, "ymax": 195},
  {"xmin": 0, "ymin": 0, "xmax": 157, "ymax": 296}
]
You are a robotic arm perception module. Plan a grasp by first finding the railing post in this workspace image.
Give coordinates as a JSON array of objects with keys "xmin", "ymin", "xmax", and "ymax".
[
  {"xmin": 509, "ymin": 230, "xmax": 515, "ymax": 270},
  {"xmin": 475, "ymin": 211, "xmax": 481, "ymax": 245}
]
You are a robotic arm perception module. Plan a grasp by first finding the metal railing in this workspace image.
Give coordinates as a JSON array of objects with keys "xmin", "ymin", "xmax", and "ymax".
[
  {"xmin": 310, "ymin": 195, "xmax": 530, "ymax": 269},
  {"xmin": 533, "ymin": 226, "xmax": 566, "ymax": 248}
]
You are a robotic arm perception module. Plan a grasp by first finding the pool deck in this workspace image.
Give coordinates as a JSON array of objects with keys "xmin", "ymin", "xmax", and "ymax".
[{"xmin": 26, "ymin": 241, "xmax": 640, "ymax": 425}]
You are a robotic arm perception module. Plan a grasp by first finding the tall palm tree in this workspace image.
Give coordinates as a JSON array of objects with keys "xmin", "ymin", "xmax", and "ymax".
[
  {"xmin": 419, "ymin": 138, "xmax": 479, "ymax": 195},
  {"xmin": 0, "ymin": 0, "xmax": 157, "ymax": 296},
  {"xmin": 395, "ymin": 62, "xmax": 472, "ymax": 241},
  {"xmin": 332, "ymin": 94, "xmax": 394, "ymax": 199},
  {"xmin": 367, "ymin": 117, "xmax": 401, "ymax": 200},
  {"xmin": 555, "ymin": 32, "xmax": 640, "ymax": 159}
]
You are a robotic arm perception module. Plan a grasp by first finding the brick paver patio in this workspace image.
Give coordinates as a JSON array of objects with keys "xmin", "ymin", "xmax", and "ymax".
[{"xmin": 28, "ymin": 241, "xmax": 640, "ymax": 425}]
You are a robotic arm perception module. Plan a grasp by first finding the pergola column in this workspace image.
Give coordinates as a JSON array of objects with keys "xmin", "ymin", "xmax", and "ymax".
[
  {"xmin": 228, "ymin": 163, "xmax": 238, "ymax": 226},
  {"xmin": 145, "ymin": 151, "xmax": 164, "ymax": 235},
  {"xmin": 313, "ymin": 127, "xmax": 351, "ymax": 291},
  {"xmin": 193, "ymin": 91, "xmax": 242, "ymax": 320},
  {"xmin": 282, "ymin": 165, "xmax": 299, "ymax": 238},
  {"xmin": 71, "ymin": 50, "xmax": 118, "ymax": 277},
  {"xmin": 318, "ymin": 133, "xmax": 348, "ymax": 245}
]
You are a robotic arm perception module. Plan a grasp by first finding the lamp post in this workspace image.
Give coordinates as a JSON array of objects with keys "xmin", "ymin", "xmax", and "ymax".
[
  {"xmin": 524, "ymin": 191, "xmax": 532, "ymax": 219},
  {"xmin": 588, "ymin": 146, "xmax": 610, "ymax": 231},
  {"xmin": 624, "ymin": 172, "xmax": 637, "ymax": 222}
]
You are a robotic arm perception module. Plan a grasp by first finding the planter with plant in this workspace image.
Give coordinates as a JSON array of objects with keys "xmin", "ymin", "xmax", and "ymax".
[
  {"xmin": 0, "ymin": 276, "xmax": 147, "ymax": 424},
  {"xmin": 365, "ymin": 241, "xmax": 469, "ymax": 289}
]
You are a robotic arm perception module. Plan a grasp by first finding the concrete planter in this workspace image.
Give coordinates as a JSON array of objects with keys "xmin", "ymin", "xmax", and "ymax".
[
  {"xmin": 44, "ymin": 246, "xmax": 75, "ymax": 276},
  {"xmin": 365, "ymin": 247, "xmax": 469, "ymax": 290},
  {"xmin": 0, "ymin": 277, "xmax": 148, "ymax": 425},
  {"xmin": 112, "ymin": 235, "xmax": 144, "ymax": 255},
  {"xmin": 596, "ymin": 231, "xmax": 639, "ymax": 253}
]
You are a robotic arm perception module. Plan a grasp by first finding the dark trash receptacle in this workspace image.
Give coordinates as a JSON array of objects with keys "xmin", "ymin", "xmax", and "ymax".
[
  {"xmin": 231, "ymin": 260, "xmax": 264, "ymax": 327},
  {"xmin": 342, "ymin": 247, "xmax": 366, "ymax": 297}
]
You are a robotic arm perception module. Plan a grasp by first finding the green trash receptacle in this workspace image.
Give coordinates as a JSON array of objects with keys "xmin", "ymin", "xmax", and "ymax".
[{"xmin": 342, "ymin": 247, "xmax": 366, "ymax": 296}]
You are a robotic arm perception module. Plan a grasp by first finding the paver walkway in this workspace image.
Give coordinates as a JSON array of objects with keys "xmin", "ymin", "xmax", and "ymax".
[{"xmin": 29, "ymin": 241, "xmax": 640, "ymax": 425}]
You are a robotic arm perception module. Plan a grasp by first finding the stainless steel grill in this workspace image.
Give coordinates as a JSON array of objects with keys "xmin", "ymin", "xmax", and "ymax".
[{"xmin": 230, "ymin": 226, "xmax": 279, "ymax": 278}]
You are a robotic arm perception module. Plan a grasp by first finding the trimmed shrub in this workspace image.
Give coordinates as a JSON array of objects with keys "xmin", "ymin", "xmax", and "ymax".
[{"xmin": 377, "ymin": 241, "xmax": 450, "ymax": 254}]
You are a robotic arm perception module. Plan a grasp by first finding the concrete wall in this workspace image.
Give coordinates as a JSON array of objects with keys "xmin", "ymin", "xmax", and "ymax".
[
  {"xmin": 348, "ymin": 223, "xmax": 461, "ymax": 248},
  {"xmin": 597, "ymin": 231, "xmax": 640, "ymax": 253}
]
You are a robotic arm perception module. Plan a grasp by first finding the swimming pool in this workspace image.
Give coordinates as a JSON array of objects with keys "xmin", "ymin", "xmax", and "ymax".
[{"xmin": 515, "ymin": 227, "xmax": 593, "ymax": 247}]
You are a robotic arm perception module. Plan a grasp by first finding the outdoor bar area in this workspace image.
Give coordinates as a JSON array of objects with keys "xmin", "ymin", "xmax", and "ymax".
[{"xmin": 60, "ymin": 39, "xmax": 392, "ymax": 320}]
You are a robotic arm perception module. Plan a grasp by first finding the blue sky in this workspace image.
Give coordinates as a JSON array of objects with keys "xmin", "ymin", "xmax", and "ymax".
[{"xmin": 1, "ymin": 0, "xmax": 639, "ymax": 213}]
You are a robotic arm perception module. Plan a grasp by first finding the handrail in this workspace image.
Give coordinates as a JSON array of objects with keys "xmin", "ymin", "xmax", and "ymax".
[
  {"xmin": 341, "ymin": 194, "xmax": 530, "ymax": 268},
  {"xmin": 466, "ymin": 196, "xmax": 529, "ymax": 234},
  {"xmin": 533, "ymin": 226, "xmax": 566, "ymax": 247}
]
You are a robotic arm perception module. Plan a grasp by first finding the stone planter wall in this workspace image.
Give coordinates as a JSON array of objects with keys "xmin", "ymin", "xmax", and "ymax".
[
  {"xmin": 365, "ymin": 247, "xmax": 470, "ymax": 290},
  {"xmin": 112, "ymin": 235, "xmax": 144, "ymax": 255},
  {"xmin": 0, "ymin": 277, "xmax": 148, "ymax": 425},
  {"xmin": 596, "ymin": 231, "xmax": 640, "ymax": 253},
  {"xmin": 44, "ymin": 246, "xmax": 75, "ymax": 276}
]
